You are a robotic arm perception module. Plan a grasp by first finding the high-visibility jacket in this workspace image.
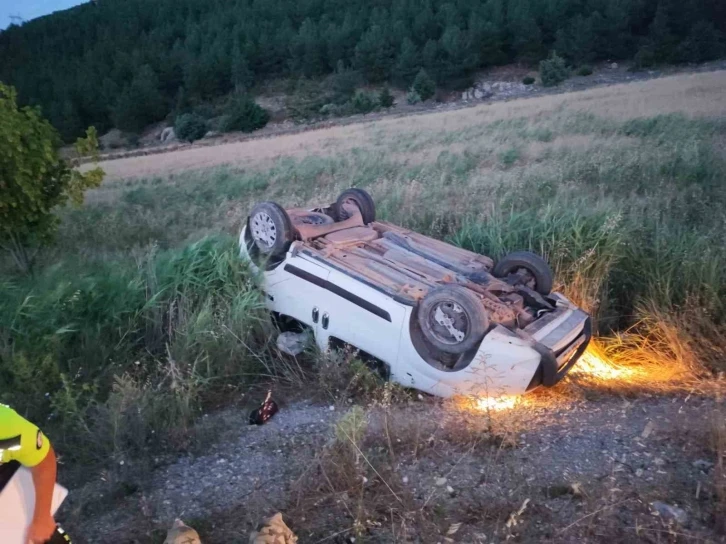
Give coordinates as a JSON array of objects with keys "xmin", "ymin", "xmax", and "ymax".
[{"xmin": 0, "ymin": 404, "xmax": 50, "ymax": 468}]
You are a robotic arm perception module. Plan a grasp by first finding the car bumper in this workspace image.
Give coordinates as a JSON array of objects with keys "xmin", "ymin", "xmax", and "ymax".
[{"xmin": 526, "ymin": 315, "xmax": 592, "ymax": 390}]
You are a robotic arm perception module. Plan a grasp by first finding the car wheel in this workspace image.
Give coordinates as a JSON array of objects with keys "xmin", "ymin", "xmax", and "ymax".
[
  {"xmin": 289, "ymin": 210, "xmax": 335, "ymax": 226},
  {"xmin": 492, "ymin": 251, "xmax": 554, "ymax": 295},
  {"xmin": 335, "ymin": 188, "xmax": 376, "ymax": 224},
  {"xmin": 418, "ymin": 285, "xmax": 489, "ymax": 355},
  {"xmin": 248, "ymin": 201, "xmax": 294, "ymax": 256}
]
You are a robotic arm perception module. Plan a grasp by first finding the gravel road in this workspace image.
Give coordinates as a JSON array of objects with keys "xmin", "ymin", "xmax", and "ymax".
[{"xmin": 67, "ymin": 391, "xmax": 723, "ymax": 543}]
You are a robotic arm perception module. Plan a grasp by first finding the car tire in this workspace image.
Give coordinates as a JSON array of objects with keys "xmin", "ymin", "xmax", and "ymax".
[
  {"xmin": 289, "ymin": 211, "xmax": 335, "ymax": 226},
  {"xmin": 248, "ymin": 201, "xmax": 294, "ymax": 256},
  {"xmin": 492, "ymin": 251, "xmax": 554, "ymax": 295},
  {"xmin": 418, "ymin": 285, "xmax": 489, "ymax": 355},
  {"xmin": 335, "ymin": 188, "xmax": 376, "ymax": 224}
]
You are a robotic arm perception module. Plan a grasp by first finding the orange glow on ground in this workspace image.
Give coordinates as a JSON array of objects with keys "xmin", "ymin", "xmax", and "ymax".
[
  {"xmin": 474, "ymin": 395, "xmax": 519, "ymax": 412},
  {"xmin": 572, "ymin": 346, "xmax": 644, "ymax": 381}
]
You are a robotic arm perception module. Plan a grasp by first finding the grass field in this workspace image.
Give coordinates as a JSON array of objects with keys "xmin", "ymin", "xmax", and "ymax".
[{"xmin": 2, "ymin": 69, "xmax": 726, "ymax": 507}]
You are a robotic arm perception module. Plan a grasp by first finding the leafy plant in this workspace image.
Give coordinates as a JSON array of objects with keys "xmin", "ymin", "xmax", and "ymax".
[
  {"xmin": 220, "ymin": 95, "xmax": 270, "ymax": 133},
  {"xmin": 174, "ymin": 113, "xmax": 207, "ymax": 142},
  {"xmin": 539, "ymin": 51, "xmax": 569, "ymax": 87},
  {"xmin": 0, "ymin": 84, "xmax": 104, "ymax": 273}
]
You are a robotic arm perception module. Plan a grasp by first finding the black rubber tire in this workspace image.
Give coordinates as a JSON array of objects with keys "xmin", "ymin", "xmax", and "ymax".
[
  {"xmin": 248, "ymin": 201, "xmax": 294, "ymax": 257},
  {"xmin": 290, "ymin": 211, "xmax": 335, "ymax": 226},
  {"xmin": 335, "ymin": 188, "xmax": 376, "ymax": 224},
  {"xmin": 417, "ymin": 285, "xmax": 489, "ymax": 355},
  {"xmin": 492, "ymin": 251, "xmax": 554, "ymax": 295}
]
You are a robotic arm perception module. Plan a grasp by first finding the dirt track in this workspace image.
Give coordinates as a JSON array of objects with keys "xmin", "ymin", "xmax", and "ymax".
[
  {"xmin": 93, "ymin": 70, "xmax": 726, "ymax": 182},
  {"xmin": 70, "ymin": 393, "xmax": 723, "ymax": 543}
]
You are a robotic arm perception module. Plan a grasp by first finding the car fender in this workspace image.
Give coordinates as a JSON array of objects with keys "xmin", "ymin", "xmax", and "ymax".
[{"xmin": 395, "ymin": 308, "xmax": 541, "ymax": 398}]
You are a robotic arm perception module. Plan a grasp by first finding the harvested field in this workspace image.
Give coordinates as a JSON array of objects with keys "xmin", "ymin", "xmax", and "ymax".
[{"xmin": 92, "ymin": 70, "xmax": 726, "ymax": 181}]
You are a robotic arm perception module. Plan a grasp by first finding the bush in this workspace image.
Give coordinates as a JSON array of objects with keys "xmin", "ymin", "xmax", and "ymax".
[
  {"xmin": 632, "ymin": 45, "xmax": 657, "ymax": 70},
  {"xmin": 411, "ymin": 68, "xmax": 436, "ymax": 101},
  {"xmin": 174, "ymin": 113, "xmax": 207, "ymax": 142},
  {"xmin": 319, "ymin": 103, "xmax": 352, "ymax": 117},
  {"xmin": 220, "ymin": 95, "xmax": 270, "ymax": 133},
  {"xmin": 350, "ymin": 90, "xmax": 377, "ymax": 114},
  {"xmin": 406, "ymin": 90, "xmax": 422, "ymax": 105},
  {"xmin": 539, "ymin": 51, "xmax": 569, "ymax": 87},
  {"xmin": 0, "ymin": 84, "xmax": 104, "ymax": 273},
  {"xmin": 326, "ymin": 64, "xmax": 364, "ymax": 105},
  {"xmin": 522, "ymin": 76, "xmax": 535, "ymax": 85},
  {"xmin": 0, "ymin": 236, "xmax": 267, "ymax": 465},
  {"xmin": 577, "ymin": 65, "xmax": 593, "ymax": 76},
  {"xmin": 378, "ymin": 87, "xmax": 395, "ymax": 108}
]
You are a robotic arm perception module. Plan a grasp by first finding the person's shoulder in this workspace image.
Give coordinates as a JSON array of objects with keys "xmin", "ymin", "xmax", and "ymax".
[{"xmin": 0, "ymin": 404, "xmax": 25, "ymax": 428}]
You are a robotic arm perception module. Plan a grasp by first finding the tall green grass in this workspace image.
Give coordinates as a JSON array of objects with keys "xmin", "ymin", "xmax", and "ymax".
[
  {"xmin": 0, "ymin": 236, "xmax": 267, "ymax": 465},
  {"xmin": 2, "ymin": 109, "xmax": 725, "ymax": 472}
]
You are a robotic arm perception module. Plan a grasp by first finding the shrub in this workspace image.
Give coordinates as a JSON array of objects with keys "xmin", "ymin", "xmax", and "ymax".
[
  {"xmin": 0, "ymin": 84, "xmax": 104, "ymax": 273},
  {"xmin": 577, "ymin": 65, "xmax": 593, "ymax": 76},
  {"xmin": 350, "ymin": 90, "xmax": 377, "ymax": 114},
  {"xmin": 411, "ymin": 68, "xmax": 436, "ymax": 101},
  {"xmin": 522, "ymin": 76, "xmax": 535, "ymax": 85},
  {"xmin": 406, "ymin": 90, "xmax": 422, "ymax": 105},
  {"xmin": 378, "ymin": 86, "xmax": 395, "ymax": 108},
  {"xmin": 174, "ymin": 113, "xmax": 207, "ymax": 142},
  {"xmin": 326, "ymin": 64, "xmax": 363, "ymax": 105},
  {"xmin": 632, "ymin": 45, "xmax": 657, "ymax": 70},
  {"xmin": 319, "ymin": 103, "xmax": 352, "ymax": 117},
  {"xmin": 539, "ymin": 51, "xmax": 569, "ymax": 87},
  {"xmin": 220, "ymin": 95, "xmax": 270, "ymax": 133}
]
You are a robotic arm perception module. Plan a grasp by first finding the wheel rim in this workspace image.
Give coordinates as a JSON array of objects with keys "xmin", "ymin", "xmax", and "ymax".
[
  {"xmin": 427, "ymin": 301, "xmax": 470, "ymax": 346},
  {"xmin": 298, "ymin": 213, "xmax": 329, "ymax": 225},
  {"xmin": 339, "ymin": 197, "xmax": 360, "ymax": 220},
  {"xmin": 513, "ymin": 267, "xmax": 536, "ymax": 289},
  {"xmin": 250, "ymin": 211, "xmax": 277, "ymax": 249}
]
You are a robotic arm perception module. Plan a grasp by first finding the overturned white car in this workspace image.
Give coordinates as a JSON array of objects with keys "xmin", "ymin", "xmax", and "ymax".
[{"xmin": 240, "ymin": 188, "xmax": 591, "ymax": 398}]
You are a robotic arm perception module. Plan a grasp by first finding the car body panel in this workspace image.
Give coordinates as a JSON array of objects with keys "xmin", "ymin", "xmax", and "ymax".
[{"xmin": 240, "ymin": 213, "xmax": 591, "ymax": 398}]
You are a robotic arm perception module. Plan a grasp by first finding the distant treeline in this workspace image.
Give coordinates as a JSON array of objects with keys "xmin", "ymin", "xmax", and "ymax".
[{"xmin": 0, "ymin": 0, "xmax": 723, "ymax": 140}]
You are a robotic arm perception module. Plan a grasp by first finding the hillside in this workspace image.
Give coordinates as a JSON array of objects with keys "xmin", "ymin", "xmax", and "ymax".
[
  {"xmin": 40, "ymin": 69, "xmax": 726, "ymax": 542},
  {"xmin": 0, "ymin": 0, "xmax": 724, "ymax": 142}
]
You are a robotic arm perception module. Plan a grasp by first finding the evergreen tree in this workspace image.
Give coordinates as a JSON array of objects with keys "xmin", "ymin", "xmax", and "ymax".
[
  {"xmin": 231, "ymin": 48, "xmax": 254, "ymax": 92},
  {"xmin": 677, "ymin": 20, "xmax": 723, "ymax": 62},
  {"xmin": 112, "ymin": 64, "xmax": 166, "ymax": 132},
  {"xmin": 649, "ymin": 3, "xmax": 677, "ymax": 62},
  {"xmin": 354, "ymin": 25, "xmax": 396, "ymax": 82},
  {"xmin": 422, "ymin": 39, "xmax": 441, "ymax": 80},
  {"xmin": 394, "ymin": 38, "xmax": 421, "ymax": 87},
  {"xmin": 507, "ymin": 0, "xmax": 544, "ymax": 59},
  {"xmin": 378, "ymin": 86, "xmax": 395, "ymax": 108},
  {"xmin": 0, "ymin": 0, "xmax": 717, "ymax": 138},
  {"xmin": 412, "ymin": 68, "xmax": 436, "ymax": 101}
]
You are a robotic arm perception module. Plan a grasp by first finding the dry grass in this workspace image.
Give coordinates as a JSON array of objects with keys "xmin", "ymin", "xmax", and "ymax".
[{"xmin": 90, "ymin": 70, "xmax": 726, "ymax": 182}]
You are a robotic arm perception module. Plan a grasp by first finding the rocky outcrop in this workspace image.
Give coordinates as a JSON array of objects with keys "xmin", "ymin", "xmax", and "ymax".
[
  {"xmin": 462, "ymin": 80, "xmax": 532, "ymax": 101},
  {"xmin": 160, "ymin": 127, "xmax": 176, "ymax": 143}
]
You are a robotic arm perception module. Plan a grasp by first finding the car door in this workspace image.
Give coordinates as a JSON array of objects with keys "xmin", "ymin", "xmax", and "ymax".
[
  {"xmin": 266, "ymin": 256, "xmax": 331, "ymax": 349},
  {"xmin": 320, "ymin": 267, "xmax": 406, "ymax": 369}
]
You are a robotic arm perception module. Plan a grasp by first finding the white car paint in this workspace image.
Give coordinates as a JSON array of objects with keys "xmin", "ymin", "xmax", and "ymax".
[{"xmin": 241, "ymin": 228, "xmax": 589, "ymax": 398}]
